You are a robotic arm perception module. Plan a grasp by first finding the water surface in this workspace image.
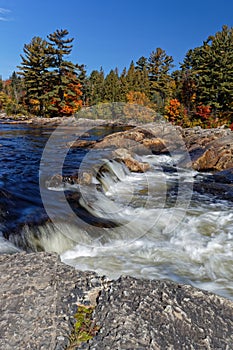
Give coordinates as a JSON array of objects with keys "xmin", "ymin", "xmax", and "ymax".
[{"xmin": 0, "ymin": 122, "xmax": 233, "ymax": 300}]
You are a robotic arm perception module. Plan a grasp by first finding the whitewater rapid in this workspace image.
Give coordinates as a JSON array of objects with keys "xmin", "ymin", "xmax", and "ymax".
[
  {"xmin": 1, "ymin": 122, "xmax": 233, "ymax": 300},
  {"xmin": 44, "ymin": 154, "xmax": 233, "ymax": 299}
]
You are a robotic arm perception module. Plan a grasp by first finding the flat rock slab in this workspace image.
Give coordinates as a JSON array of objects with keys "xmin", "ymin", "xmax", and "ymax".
[
  {"xmin": 1, "ymin": 252, "xmax": 233, "ymax": 349},
  {"xmin": 0, "ymin": 252, "xmax": 105, "ymax": 350},
  {"xmin": 88, "ymin": 276, "xmax": 233, "ymax": 349}
]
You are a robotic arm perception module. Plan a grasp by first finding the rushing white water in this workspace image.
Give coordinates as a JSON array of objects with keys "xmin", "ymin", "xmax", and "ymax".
[
  {"xmin": 37, "ymin": 154, "xmax": 233, "ymax": 299},
  {"xmin": 0, "ymin": 234, "xmax": 21, "ymax": 254},
  {"xmin": 5, "ymin": 151, "xmax": 233, "ymax": 300}
]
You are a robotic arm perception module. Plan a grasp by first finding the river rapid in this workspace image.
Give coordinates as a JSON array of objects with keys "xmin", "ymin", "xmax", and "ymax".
[{"xmin": 0, "ymin": 121, "xmax": 233, "ymax": 300}]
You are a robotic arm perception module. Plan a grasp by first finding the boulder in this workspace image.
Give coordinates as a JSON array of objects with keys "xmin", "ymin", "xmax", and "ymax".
[
  {"xmin": 142, "ymin": 137, "xmax": 167, "ymax": 153},
  {"xmin": 88, "ymin": 276, "xmax": 233, "ymax": 349},
  {"xmin": 46, "ymin": 172, "xmax": 92, "ymax": 189},
  {"xmin": 0, "ymin": 252, "xmax": 233, "ymax": 350},
  {"xmin": 67, "ymin": 140, "xmax": 96, "ymax": 148},
  {"xmin": 193, "ymin": 144, "xmax": 233, "ymax": 171},
  {"xmin": 114, "ymin": 148, "xmax": 150, "ymax": 172}
]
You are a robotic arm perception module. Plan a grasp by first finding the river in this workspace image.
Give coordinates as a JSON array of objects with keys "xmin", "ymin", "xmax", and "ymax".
[{"xmin": 0, "ymin": 120, "xmax": 233, "ymax": 300}]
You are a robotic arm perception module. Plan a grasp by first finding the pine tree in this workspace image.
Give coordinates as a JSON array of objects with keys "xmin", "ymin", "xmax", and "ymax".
[
  {"xmin": 119, "ymin": 67, "xmax": 128, "ymax": 102},
  {"xmin": 88, "ymin": 68, "xmax": 105, "ymax": 105},
  {"xmin": 10, "ymin": 72, "xmax": 23, "ymax": 105},
  {"xmin": 103, "ymin": 69, "xmax": 121, "ymax": 102},
  {"xmin": 46, "ymin": 29, "xmax": 82, "ymax": 116},
  {"xmin": 120, "ymin": 61, "xmax": 150, "ymax": 101},
  {"xmin": 18, "ymin": 36, "xmax": 52, "ymax": 116},
  {"xmin": 0, "ymin": 76, "xmax": 3, "ymax": 92},
  {"xmin": 18, "ymin": 29, "xmax": 82, "ymax": 117},
  {"xmin": 135, "ymin": 56, "xmax": 148, "ymax": 71},
  {"xmin": 77, "ymin": 64, "xmax": 89, "ymax": 106},
  {"xmin": 181, "ymin": 25, "xmax": 233, "ymax": 120},
  {"xmin": 148, "ymin": 48, "xmax": 174, "ymax": 112}
]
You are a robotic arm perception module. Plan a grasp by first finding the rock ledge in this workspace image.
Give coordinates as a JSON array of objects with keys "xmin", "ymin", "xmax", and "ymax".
[{"xmin": 1, "ymin": 252, "xmax": 233, "ymax": 349}]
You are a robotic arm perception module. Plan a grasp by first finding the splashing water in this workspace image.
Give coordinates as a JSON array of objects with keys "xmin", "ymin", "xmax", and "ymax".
[{"xmin": 1, "ymin": 121, "xmax": 233, "ymax": 300}]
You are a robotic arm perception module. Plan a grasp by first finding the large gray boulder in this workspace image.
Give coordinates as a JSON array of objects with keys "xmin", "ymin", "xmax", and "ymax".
[{"xmin": 0, "ymin": 252, "xmax": 233, "ymax": 350}]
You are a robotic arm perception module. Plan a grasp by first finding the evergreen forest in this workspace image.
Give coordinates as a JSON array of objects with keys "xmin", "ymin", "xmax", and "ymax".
[{"xmin": 0, "ymin": 26, "xmax": 233, "ymax": 128}]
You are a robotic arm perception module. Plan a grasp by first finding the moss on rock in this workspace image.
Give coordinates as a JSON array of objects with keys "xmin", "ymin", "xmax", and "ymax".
[{"xmin": 67, "ymin": 305, "xmax": 100, "ymax": 349}]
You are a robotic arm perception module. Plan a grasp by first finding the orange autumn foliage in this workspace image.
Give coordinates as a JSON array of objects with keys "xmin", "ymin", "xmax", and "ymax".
[
  {"xmin": 126, "ymin": 91, "xmax": 151, "ymax": 106},
  {"xmin": 51, "ymin": 80, "xmax": 82, "ymax": 116},
  {"xmin": 165, "ymin": 99, "xmax": 183, "ymax": 123}
]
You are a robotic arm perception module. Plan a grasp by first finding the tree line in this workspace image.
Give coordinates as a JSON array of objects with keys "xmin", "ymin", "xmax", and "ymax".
[{"xmin": 0, "ymin": 26, "xmax": 232, "ymax": 128}]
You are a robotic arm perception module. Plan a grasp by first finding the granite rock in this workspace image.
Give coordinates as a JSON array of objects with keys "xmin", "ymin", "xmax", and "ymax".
[{"xmin": 1, "ymin": 252, "xmax": 233, "ymax": 349}]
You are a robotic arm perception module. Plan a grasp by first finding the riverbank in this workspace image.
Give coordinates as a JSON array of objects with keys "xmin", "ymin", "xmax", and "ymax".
[
  {"xmin": 1, "ymin": 112, "xmax": 233, "ymax": 173},
  {"xmin": 1, "ymin": 252, "xmax": 233, "ymax": 349}
]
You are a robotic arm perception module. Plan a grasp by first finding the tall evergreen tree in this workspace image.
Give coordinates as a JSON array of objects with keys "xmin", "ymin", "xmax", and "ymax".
[
  {"xmin": 18, "ymin": 36, "xmax": 52, "ymax": 115},
  {"xmin": 88, "ymin": 68, "xmax": 105, "ymax": 105},
  {"xmin": 135, "ymin": 56, "xmax": 148, "ymax": 71},
  {"xmin": 103, "ymin": 69, "xmax": 121, "ymax": 102},
  {"xmin": 0, "ymin": 76, "xmax": 3, "ymax": 92},
  {"xmin": 46, "ymin": 29, "xmax": 81, "ymax": 116},
  {"xmin": 148, "ymin": 48, "xmax": 174, "ymax": 111},
  {"xmin": 77, "ymin": 64, "xmax": 89, "ymax": 106},
  {"xmin": 181, "ymin": 25, "xmax": 233, "ymax": 118},
  {"xmin": 18, "ymin": 29, "xmax": 82, "ymax": 117},
  {"xmin": 121, "ymin": 61, "xmax": 150, "ymax": 99},
  {"xmin": 10, "ymin": 72, "xmax": 23, "ymax": 104}
]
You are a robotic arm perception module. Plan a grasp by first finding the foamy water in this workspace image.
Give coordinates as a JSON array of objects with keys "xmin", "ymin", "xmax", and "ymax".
[
  {"xmin": 55, "ymin": 155, "xmax": 233, "ymax": 299},
  {"xmin": 1, "ymin": 122, "xmax": 232, "ymax": 300}
]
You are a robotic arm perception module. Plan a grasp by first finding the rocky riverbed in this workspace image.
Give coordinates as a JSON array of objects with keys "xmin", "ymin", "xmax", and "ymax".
[
  {"xmin": 1, "ymin": 112, "xmax": 233, "ymax": 173},
  {"xmin": 1, "ymin": 252, "xmax": 233, "ymax": 350},
  {"xmin": 1, "ymin": 114, "xmax": 233, "ymax": 349}
]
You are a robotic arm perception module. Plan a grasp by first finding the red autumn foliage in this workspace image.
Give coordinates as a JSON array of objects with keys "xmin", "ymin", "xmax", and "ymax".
[{"xmin": 195, "ymin": 105, "xmax": 211, "ymax": 119}]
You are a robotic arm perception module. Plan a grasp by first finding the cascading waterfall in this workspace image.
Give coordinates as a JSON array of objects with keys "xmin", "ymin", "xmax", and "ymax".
[
  {"xmin": 1, "ymin": 122, "xmax": 233, "ymax": 300},
  {"xmin": 16, "ymin": 154, "xmax": 233, "ymax": 299}
]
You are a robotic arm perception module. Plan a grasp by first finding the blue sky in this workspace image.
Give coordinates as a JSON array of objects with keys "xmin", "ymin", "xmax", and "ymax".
[{"xmin": 0, "ymin": 0, "xmax": 232, "ymax": 79}]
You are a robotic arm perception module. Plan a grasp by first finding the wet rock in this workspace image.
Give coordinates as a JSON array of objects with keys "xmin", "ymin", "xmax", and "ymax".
[
  {"xmin": 46, "ymin": 174, "xmax": 64, "ymax": 187},
  {"xmin": 123, "ymin": 157, "xmax": 150, "ymax": 172},
  {"xmin": 193, "ymin": 144, "xmax": 233, "ymax": 171},
  {"xmin": 142, "ymin": 137, "xmax": 167, "ymax": 153},
  {"xmin": 194, "ymin": 167, "xmax": 233, "ymax": 201},
  {"xmin": 213, "ymin": 167, "xmax": 233, "ymax": 183},
  {"xmin": 78, "ymin": 172, "xmax": 93, "ymax": 185},
  {"xmin": 114, "ymin": 148, "xmax": 150, "ymax": 173},
  {"xmin": 67, "ymin": 140, "xmax": 96, "ymax": 148},
  {"xmin": 46, "ymin": 172, "xmax": 92, "ymax": 189},
  {"xmin": 193, "ymin": 180, "xmax": 233, "ymax": 202}
]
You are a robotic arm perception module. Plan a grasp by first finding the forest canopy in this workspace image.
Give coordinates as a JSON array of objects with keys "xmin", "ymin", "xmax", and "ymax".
[{"xmin": 0, "ymin": 25, "xmax": 232, "ymax": 128}]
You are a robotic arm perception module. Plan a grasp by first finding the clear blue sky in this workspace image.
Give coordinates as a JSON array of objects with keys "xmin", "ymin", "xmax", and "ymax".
[{"xmin": 0, "ymin": 0, "xmax": 232, "ymax": 79}]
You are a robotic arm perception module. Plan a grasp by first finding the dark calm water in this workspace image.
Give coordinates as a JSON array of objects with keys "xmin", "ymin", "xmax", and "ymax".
[
  {"xmin": 0, "ymin": 121, "xmax": 233, "ymax": 300},
  {"xmin": 0, "ymin": 123, "xmax": 49, "ymax": 231},
  {"xmin": 0, "ymin": 122, "xmax": 114, "ymax": 233}
]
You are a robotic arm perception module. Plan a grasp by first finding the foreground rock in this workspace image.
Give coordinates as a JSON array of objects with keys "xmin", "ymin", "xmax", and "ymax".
[
  {"xmin": 1, "ymin": 252, "xmax": 233, "ymax": 349},
  {"xmin": 0, "ymin": 252, "xmax": 107, "ymax": 350},
  {"xmin": 88, "ymin": 276, "xmax": 233, "ymax": 350}
]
